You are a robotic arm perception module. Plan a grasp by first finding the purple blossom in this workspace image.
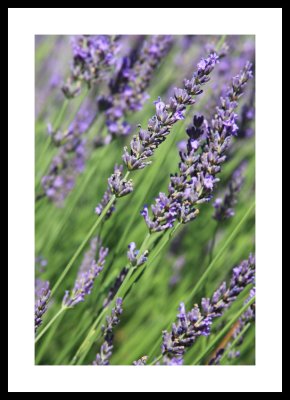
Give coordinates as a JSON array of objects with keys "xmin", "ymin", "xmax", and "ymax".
[
  {"xmin": 108, "ymin": 164, "xmax": 133, "ymax": 197},
  {"xmin": 127, "ymin": 242, "xmax": 149, "ymax": 267},
  {"xmin": 63, "ymin": 238, "xmax": 108, "ymax": 308},
  {"xmin": 35, "ymin": 280, "xmax": 51, "ymax": 333},
  {"xmin": 161, "ymin": 254, "xmax": 255, "ymax": 365},
  {"xmin": 62, "ymin": 35, "xmax": 120, "ymax": 98},
  {"xmin": 97, "ymin": 36, "xmax": 172, "ymax": 141},
  {"xmin": 142, "ymin": 62, "xmax": 253, "ymax": 232},
  {"xmin": 95, "ymin": 187, "xmax": 116, "ymax": 217},
  {"xmin": 42, "ymin": 109, "xmax": 95, "ymax": 206},
  {"xmin": 95, "ymin": 165, "xmax": 133, "ymax": 217},
  {"xmin": 213, "ymin": 161, "xmax": 247, "ymax": 221},
  {"xmin": 123, "ymin": 53, "xmax": 218, "ymax": 172},
  {"xmin": 95, "ymin": 52, "xmax": 218, "ymax": 219},
  {"xmin": 93, "ymin": 298, "xmax": 123, "ymax": 365}
]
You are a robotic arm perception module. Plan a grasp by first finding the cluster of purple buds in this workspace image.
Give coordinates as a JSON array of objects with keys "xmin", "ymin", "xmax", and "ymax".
[
  {"xmin": 161, "ymin": 254, "xmax": 255, "ymax": 365},
  {"xmin": 213, "ymin": 161, "xmax": 247, "ymax": 221},
  {"xmin": 127, "ymin": 242, "xmax": 149, "ymax": 267},
  {"xmin": 108, "ymin": 164, "xmax": 134, "ymax": 197},
  {"xmin": 142, "ymin": 62, "xmax": 253, "ymax": 232},
  {"xmin": 95, "ymin": 53, "xmax": 219, "ymax": 218},
  {"xmin": 97, "ymin": 35, "xmax": 172, "ymax": 140},
  {"xmin": 95, "ymin": 164, "xmax": 133, "ymax": 216},
  {"xmin": 35, "ymin": 280, "xmax": 51, "ymax": 333},
  {"xmin": 63, "ymin": 238, "xmax": 108, "ymax": 308},
  {"xmin": 95, "ymin": 186, "xmax": 116, "ymax": 217},
  {"xmin": 42, "ymin": 110, "xmax": 95, "ymax": 206},
  {"xmin": 93, "ymin": 298, "xmax": 123, "ymax": 365},
  {"xmin": 122, "ymin": 52, "xmax": 219, "ymax": 171},
  {"xmin": 62, "ymin": 35, "xmax": 120, "ymax": 98}
]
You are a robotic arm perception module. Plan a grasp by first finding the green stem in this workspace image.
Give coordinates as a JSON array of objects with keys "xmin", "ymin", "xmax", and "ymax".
[
  {"xmin": 185, "ymin": 202, "xmax": 255, "ymax": 304},
  {"xmin": 35, "ymin": 307, "xmax": 66, "ymax": 345},
  {"xmin": 50, "ymin": 193, "xmax": 118, "ymax": 298},
  {"xmin": 36, "ymin": 311, "xmax": 65, "ymax": 364},
  {"xmin": 193, "ymin": 295, "xmax": 255, "ymax": 365},
  {"xmin": 149, "ymin": 355, "xmax": 162, "ymax": 366},
  {"xmin": 208, "ymin": 223, "xmax": 219, "ymax": 265}
]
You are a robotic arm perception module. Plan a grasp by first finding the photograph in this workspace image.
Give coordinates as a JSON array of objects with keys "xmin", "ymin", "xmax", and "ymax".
[{"xmin": 35, "ymin": 34, "xmax": 256, "ymax": 366}]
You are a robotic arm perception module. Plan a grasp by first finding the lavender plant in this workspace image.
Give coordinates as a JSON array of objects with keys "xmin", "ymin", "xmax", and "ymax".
[
  {"xmin": 93, "ymin": 298, "xmax": 123, "ymax": 365},
  {"xmin": 97, "ymin": 35, "xmax": 172, "ymax": 142},
  {"xmin": 62, "ymin": 35, "xmax": 120, "ymax": 98},
  {"xmin": 161, "ymin": 254, "xmax": 255, "ymax": 365},
  {"xmin": 41, "ymin": 108, "xmax": 95, "ymax": 205},
  {"xmin": 95, "ymin": 52, "xmax": 219, "ymax": 216},
  {"xmin": 142, "ymin": 62, "xmax": 253, "ymax": 232},
  {"xmin": 63, "ymin": 237, "xmax": 108, "ymax": 308},
  {"xmin": 35, "ymin": 35, "xmax": 256, "ymax": 366},
  {"xmin": 35, "ymin": 280, "xmax": 51, "ymax": 333}
]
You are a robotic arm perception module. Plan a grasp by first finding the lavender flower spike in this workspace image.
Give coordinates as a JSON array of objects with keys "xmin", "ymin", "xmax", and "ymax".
[
  {"xmin": 96, "ymin": 52, "xmax": 219, "ymax": 217},
  {"xmin": 62, "ymin": 35, "xmax": 120, "ymax": 98},
  {"xmin": 35, "ymin": 280, "xmax": 51, "ymax": 333},
  {"xmin": 63, "ymin": 238, "xmax": 108, "ymax": 308},
  {"xmin": 42, "ymin": 110, "xmax": 95, "ymax": 206},
  {"xmin": 142, "ymin": 62, "xmax": 253, "ymax": 232},
  {"xmin": 123, "ymin": 52, "xmax": 219, "ymax": 171},
  {"xmin": 161, "ymin": 254, "xmax": 255, "ymax": 365},
  {"xmin": 213, "ymin": 161, "xmax": 247, "ymax": 221},
  {"xmin": 93, "ymin": 298, "xmax": 123, "ymax": 366},
  {"xmin": 100, "ymin": 35, "xmax": 172, "ymax": 140}
]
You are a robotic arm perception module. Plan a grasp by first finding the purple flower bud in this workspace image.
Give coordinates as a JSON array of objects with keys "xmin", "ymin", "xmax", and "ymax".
[
  {"xmin": 62, "ymin": 35, "xmax": 120, "ymax": 98},
  {"xmin": 93, "ymin": 298, "xmax": 123, "ymax": 366},
  {"xmin": 35, "ymin": 280, "xmax": 51, "ymax": 333},
  {"xmin": 63, "ymin": 237, "xmax": 108, "ymax": 308}
]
